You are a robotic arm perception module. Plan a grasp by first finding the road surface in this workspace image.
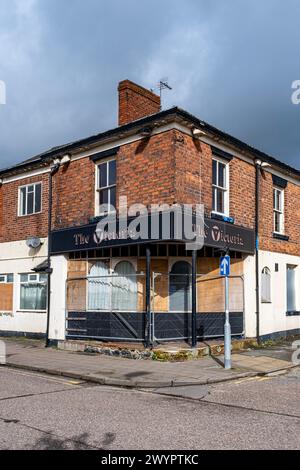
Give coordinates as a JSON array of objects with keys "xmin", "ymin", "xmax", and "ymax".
[{"xmin": 0, "ymin": 366, "xmax": 299, "ymax": 450}]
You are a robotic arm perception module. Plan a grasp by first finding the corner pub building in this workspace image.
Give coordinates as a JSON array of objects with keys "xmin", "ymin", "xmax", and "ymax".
[{"xmin": 0, "ymin": 80, "xmax": 299, "ymax": 346}]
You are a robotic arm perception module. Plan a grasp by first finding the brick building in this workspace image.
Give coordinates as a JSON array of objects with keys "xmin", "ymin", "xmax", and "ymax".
[{"xmin": 0, "ymin": 80, "xmax": 299, "ymax": 344}]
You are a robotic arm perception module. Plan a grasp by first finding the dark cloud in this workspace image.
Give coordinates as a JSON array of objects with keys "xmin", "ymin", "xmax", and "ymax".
[{"xmin": 0, "ymin": 0, "xmax": 300, "ymax": 169}]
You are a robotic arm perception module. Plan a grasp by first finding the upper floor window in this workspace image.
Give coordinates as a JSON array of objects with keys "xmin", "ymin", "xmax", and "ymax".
[
  {"xmin": 273, "ymin": 187, "xmax": 284, "ymax": 234},
  {"xmin": 19, "ymin": 182, "xmax": 42, "ymax": 216},
  {"xmin": 212, "ymin": 158, "xmax": 229, "ymax": 215},
  {"xmin": 96, "ymin": 159, "xmax": 116, "ymax": 215}
]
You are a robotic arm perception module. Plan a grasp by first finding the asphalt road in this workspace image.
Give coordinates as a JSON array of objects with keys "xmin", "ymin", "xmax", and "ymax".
[{"xmin": 0, "ymin": 366, "xmax": 299, "ymax": 450}]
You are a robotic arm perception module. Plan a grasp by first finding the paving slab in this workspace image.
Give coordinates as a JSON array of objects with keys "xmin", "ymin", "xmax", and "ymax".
[
  {"xmin": 0, "ymin": 337, "xmax": 297, "ymax": 389},
  {"xmin": 230, "ymin": 353, "xmax": 293, "ymax": 373}
]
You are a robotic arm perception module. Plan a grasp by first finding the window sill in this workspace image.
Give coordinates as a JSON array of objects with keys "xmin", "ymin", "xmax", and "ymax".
[
  {"xmin": 17, "ymin": 310, "xmax": 47, "ymax": 314},
  {"xmin": 286, "ymin": 311, "xmax": 300, "ymax": 316},
  {"xmin": 97, "ymin": 212, "xmax": 116, "ymax": 218},
  {"xmin": 211, "ymin": 212, "xmax": 234, "ymax": 224},
  {"xmin": 90, "ymin": 212, "xmax": 117, "ymax": 224},
  {"xmin": 273, "ymin": 233, "xmax": 289, "ymax": 241},
  {"xmin": 18, "ymin": 211, "xmax": 42, "ymax": 218}
]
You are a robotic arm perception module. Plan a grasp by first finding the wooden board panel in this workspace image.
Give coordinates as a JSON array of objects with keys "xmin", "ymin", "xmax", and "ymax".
[
  {"xmin": 0, "ymin": 284, "xmax": 13, "ymax": 312},
  {"xmin": 229, "ymin": 276, "xmax": 244, "ymax": 311},
  {"xmin": 66, "ymin": 279, "xmax": 86, "ymax": 312},
  {"xmin": 197, "ymin": 276, "xmax": 224, "ymax": 313},
  {"xmin": 152, "ymin": 259, "xmax": 168, "ymax": 312},
  {"xmin": 67, "ymin": 260, "xmax": 87, "ymax": 311},
  {"xmin": 67, "ymin": 260, "xmax": 87, "ymax": 279},
  {"xmin": 197, "ymin": 257, "xmax": 244, "ymax": 276}
]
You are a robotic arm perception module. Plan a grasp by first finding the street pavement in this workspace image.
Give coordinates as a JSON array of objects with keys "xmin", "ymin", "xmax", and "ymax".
[
  {"xmin": 1, "ymin": 337, "xmax": 296, "ymax": 388},
  {"xmin": 0, "ymin": 366, "xmax": 299, "ymax": 450}
]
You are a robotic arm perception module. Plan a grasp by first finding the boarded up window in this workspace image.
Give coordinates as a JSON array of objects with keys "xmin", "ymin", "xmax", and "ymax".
[
  {"xmin": 0, "ymin": 274, "xmax": 14, "ymax": 312},
  {"xmin": 67, "ymin": 260, "xmax": 87, "ymax": 312},
  {"xmin": 261, "ymin": 267, "xmax": 271, "ymax": 303}
]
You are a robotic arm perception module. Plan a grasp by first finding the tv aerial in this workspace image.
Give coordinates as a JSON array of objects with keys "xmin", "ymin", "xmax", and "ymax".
[{"xmin": 155, "ymin": 78, "xmax": 172, "ymax": 109}]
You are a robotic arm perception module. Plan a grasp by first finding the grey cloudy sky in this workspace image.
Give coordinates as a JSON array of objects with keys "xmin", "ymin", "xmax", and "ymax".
[{"xmin": 0, "ymin": 0, "xmax": 300, "ymax": 170}]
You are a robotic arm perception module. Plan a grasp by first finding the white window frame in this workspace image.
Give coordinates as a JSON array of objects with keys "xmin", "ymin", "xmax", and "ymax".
[
  {"xmin": 212, "ymin": 157, "xmax": 229, "ymax": 216},
  {"xmin": 0, "ymin": 274, "xmax": 13, "ymax": 283},
  {"xmin": 112, "ymin": 258, "xmax": 137, "ymax": 272},
  {"xmin": 86, "ymin": 259, "xmax": 138, "ymax": 313},
  {"xmin": 18, "ymin": 182, "xmax": 42, "ymax": 217},
  {"xmin": 273, "ymin": 187, "xmax": 284, "ymax": 234},
  {"xmin": 111, "ymin": 260, "xmax": 138, "ymax": 313},
  {"xmin": 286, "ymin": 264, "xmax": 298, "ymax": 313},
  {"xmin": 19, "ymin": 273, "xmax": 47, "ymax": 312},
  {"xmin": 95, "ymin": 158, "xmax": 116, "ymax": 216},
  {"xmin": 87, "ymin": 260, "xmax": 111, "ymax": 312}
]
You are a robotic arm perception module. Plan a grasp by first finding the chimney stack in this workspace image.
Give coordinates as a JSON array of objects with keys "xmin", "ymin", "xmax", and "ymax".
[{"xmin": 118, "ymin": 80, "xmax": 161, "ymax": 126}]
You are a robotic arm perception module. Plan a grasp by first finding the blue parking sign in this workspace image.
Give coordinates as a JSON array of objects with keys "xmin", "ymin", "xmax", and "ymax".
[{"xmin": 220, "ymin": 255, "xmax": 230, "ymax": 276}]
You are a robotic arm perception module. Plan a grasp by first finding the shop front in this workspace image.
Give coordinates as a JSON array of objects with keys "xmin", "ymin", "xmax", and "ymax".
[{"xmin": 49, "ymin": 216, "xmax": 255, "ymax": 345}]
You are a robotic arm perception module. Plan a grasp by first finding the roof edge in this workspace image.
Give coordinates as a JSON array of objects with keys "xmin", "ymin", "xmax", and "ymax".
[{"xmin": 1, "ymin": 106, "xmax": 300, "ymax": 180}]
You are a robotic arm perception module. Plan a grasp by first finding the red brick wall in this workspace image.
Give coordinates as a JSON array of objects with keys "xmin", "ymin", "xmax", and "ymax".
[
  {"xmin": 0, "ymin": 185, "xmax": 3, "ymax": 240},
  {"xmin": 174, "ymin": 131, "xmax": 203, "ymax": 207},
  {"xmin": 49, "ymin": 131, "xmax": 177, "ymax": 229},
  {"xmin": 117, "ymin": 131, "xmax": 176, "ymax": 208},
  {"xmin": 229, "ymin": 156, "xmax": 256, "ymax": 229},
  {"xmin": 51, "ymin": 158, "xmax": 95, "ymax": 230},
  {"xmin": 118, "ymin": 80, "xmax": 161, "ymax": 126},
  {"xmin": 0, "ymin": 173, "xmax": 49, "ymax": 243},
  {"xmin": 1, "ymin": 128, "xmax": 300, "ymax": 258},
  {"xmin": 259, "ymin": 171, "xmax": 300, "ymax": 255},
  {"xmin": 173, "ymin": 133, "xmax": 256, "ymax": 229},
  {"xmin": 55, "ymin": 145, "xmax": 300, "ymax": 258}
]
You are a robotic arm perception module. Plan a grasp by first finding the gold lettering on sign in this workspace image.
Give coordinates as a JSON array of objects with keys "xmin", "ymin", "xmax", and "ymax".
[{"xmin": 74, "ymin": 233, "xmax": 90, "ymax": 246}]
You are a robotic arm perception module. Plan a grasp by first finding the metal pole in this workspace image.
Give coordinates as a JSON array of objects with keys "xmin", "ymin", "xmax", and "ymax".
[
  {"xmin": 152, "ymin": 271, "xmax": 155, "ymax": 344},
  {"xmin": 45, "ymin": 162, "xmax": 60, "ymax": 347},
  {"xmin": 45, "ymin": 170, "xmax": 52, "ymax": 347},
  {"xmin": 224, "ymin": 274, "xmax": 231, "ymax": 369},
  {"xmin": 255, "ymin": 162, "xmax": 261, "ymax": 344},
  {"xmin": 191, "ymin": 249, "xmax": 197, "ymax": 348},
  {"xmin": 145, "ymin": 246, "xmax": 151, "ymax": 347}
]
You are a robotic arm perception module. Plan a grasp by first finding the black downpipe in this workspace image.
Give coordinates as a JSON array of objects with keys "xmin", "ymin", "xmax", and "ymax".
[
  {"xmin": 255, "ymin": 163, "xmax": 261, "ymax": 344},
  {"xmin": 45, "ymin": 164, "xmax": 59, "ymax": 347},
  {"xmin": 191, "ymin": 249, "xmax": 197, "ymax": 348},
  {"xmin": 145, "ymin": 246, "xmax": 151, "ymax": 347}
]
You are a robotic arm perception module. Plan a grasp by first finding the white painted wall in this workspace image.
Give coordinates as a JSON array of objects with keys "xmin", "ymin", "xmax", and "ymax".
[
  {"xmin": 0, "ymin": 238, "xmax": 48, "ymax": 261},
  {"xmin": 243, "ymin": 255, "xmax": 257, "ymax": 338},
  {"xmin": 48, "ymin": 255, "xmax": 68, "ymax": 341},
  {"xmin": 0, "ymin": 238, "xmax": 48, "ymax": 334},
  {"xmin": 258, "ymin": 250, "xmax": 300, "ymax": 337},
  {"xmin": 243, "ymin": 250, "xmax": 300, "ymax": 339}
]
